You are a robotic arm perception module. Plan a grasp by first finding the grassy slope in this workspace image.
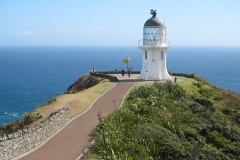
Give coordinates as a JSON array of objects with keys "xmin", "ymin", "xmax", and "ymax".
[
  {"xmin": 26, "ymin": 81, "xmax": 115, "ymax": 127},
  {"xmin": 90, "ymin": 76, "xmax": 240, "ymax": 159},
  {"xmin": 178, "ymin": 76, "xmax": 240, "ymax": 125}
]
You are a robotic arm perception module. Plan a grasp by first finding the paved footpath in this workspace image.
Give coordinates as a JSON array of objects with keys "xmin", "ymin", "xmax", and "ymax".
[{"xmin": 19, "ymin": 82, "xmax": 134, "ymax": 160}]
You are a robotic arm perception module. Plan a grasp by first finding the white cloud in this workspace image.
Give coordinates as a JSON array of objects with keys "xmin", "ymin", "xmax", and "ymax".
[
  {"xmin": 17, "ymin": 30, "xmax": 35, "ymax": 35},
  {"xmin": 36, "ymin": 27, "xmax": 107, "ymax": 32}
]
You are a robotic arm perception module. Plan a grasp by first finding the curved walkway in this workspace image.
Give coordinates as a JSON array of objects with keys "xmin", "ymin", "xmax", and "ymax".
[{"xmin": 18, "ymin": 82, "xmax": 134, "ymax": 160}]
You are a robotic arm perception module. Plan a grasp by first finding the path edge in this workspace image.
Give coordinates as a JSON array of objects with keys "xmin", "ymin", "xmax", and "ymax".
[
  {"xmin": 75, "ymin": 83, "xmax": 135, "ymax": 160},
  {"xmin": 14, "ymin": 82, "xmax": 117, "ymax": 160}
]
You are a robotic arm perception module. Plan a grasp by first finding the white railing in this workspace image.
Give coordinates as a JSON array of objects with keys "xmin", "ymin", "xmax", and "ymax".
[{"xmin": 138, "ymin": 39, "xmax": 170, "ymax": 46}]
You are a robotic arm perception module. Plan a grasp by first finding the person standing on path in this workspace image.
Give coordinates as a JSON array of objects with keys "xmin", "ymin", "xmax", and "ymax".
[
  {"xmin": 128, "ymin": 67, "xmax": 131, "ymax": 78},
  {"xmin": 122, "ymin": 69, "xmax": 125, "ymax": 76},
  {"xmin": 174, "ymin": 77, "xmax": 177, "ymax": 82}
]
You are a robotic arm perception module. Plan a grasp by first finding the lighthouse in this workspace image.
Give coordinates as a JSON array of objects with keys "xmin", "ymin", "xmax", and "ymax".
[{"xmin": 137, "ymin": 10, "xmax": 172, "ymax": 81}]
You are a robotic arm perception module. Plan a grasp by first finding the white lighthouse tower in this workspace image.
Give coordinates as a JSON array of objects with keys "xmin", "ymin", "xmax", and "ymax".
[{"xmin": 137, "ymin": 10, "xmax": 172, "ymax": 81}]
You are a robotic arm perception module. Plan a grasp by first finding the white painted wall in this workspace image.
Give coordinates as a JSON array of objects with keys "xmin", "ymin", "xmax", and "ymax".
[
  {"xmin": 137, "ymin": 46, "xmax": 172, "ymax": 81},
  {"xmin": 137, "ymin": 22, "xmax": 172, "ymax": 81}
]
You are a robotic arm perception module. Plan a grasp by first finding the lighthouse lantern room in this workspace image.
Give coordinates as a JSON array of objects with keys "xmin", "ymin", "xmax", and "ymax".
[{"xmin": 137, "ymin": 10, "xmax": 172, "ymax": 81}]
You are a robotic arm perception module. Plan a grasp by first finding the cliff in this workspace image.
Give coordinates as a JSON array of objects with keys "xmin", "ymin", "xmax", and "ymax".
[{"xmin": 66, "ymin": 75, "xmax": 99, "ymax": 94}]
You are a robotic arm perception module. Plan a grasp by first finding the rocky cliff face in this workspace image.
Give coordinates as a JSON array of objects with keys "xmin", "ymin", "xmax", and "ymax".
[{"xmin": 66, "ymin": 75, "xmax": 99, "ymax": 94}]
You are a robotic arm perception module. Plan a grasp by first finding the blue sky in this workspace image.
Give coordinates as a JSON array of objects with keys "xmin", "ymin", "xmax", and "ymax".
[{"xmin": 1, "ymin": 0, "xmax": 240, "ymax": 46}]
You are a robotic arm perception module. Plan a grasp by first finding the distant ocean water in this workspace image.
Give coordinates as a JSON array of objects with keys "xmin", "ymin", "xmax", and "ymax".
[{"xmin": 0, "ymin": 46, "xmax": 240, "ymax": 125}]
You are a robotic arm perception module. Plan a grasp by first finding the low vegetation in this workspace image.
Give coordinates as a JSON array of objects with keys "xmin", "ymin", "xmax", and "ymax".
[{"xmin": 91, "ymin": 75, "xmax": 240, "ymax": 159}]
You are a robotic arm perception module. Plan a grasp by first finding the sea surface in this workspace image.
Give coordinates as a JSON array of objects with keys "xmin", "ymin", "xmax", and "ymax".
[{"xmin": 0, "ymin": 46, "xmax": 240, "ymax": 125}]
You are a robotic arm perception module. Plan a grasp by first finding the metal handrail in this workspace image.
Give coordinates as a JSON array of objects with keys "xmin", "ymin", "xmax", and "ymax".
[{"xmin": 138, "ymin": 39, "xmax": 170, "ymax": 46}]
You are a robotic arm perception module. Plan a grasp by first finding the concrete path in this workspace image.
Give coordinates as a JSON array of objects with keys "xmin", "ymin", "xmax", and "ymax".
[{"xmin": 19, "ymin": 82, "xmax": 134, "ymax": 160}]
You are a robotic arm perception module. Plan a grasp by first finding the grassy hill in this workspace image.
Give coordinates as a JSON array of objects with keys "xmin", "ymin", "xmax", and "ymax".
[{"xmin": 91, "ymin": 75, "xmax": 240, "ymax": 159}]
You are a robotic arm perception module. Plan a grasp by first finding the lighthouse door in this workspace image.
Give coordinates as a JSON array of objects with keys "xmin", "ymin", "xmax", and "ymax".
[
  {"xmin": 152, "ymin": 45, "xmax": 155, "ymax": 61},
  {"xmin": 144, "ymin": 63, "xmax": 148, "ymax": 72}
]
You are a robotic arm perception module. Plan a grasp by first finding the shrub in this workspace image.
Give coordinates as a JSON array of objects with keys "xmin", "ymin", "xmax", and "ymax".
[
  {"xmin": 71, "ymin": 89, "xmax": 77, "ymax": 94},
  {"xmin": 221, "ymin": 108, "xmax": 240, "ymax": 124},
  {"xmin": 135, "ymin": 123, "xmax": 194, "ymax": 159},
  {"xmin": 189, "ymin": 73, "xmax": 196, "ymax": 78},
  {"xmin": 189, "ymin": 102, "xmax": 205, "ymax": 113},
  {"xmin": 177, "ymin": 97, "xmax": 194, "ymax": 109},
  {"xmin": 0, "ymin": 130, "xmax": 8, "ymax": 135},
  {"xmin": 198, "ymin": 87, "xmax": 213, "ymax": 99},
  {"xmin": 222, "ymin": 107, "xmax": 232, "ymax": 115},
  {"xmin": 135, "ymin": 123, "xmax": 170, "ymax": 141},
  {"xmin": 223, "ymin": 142, "xmax": 240, "ymax": 158},
  {"xmin": 193, "ymin": 122, "xmax": 211, "ymax": 136},
  {"xmin": 205, "ymin": 148, "xmax": 231, "ymax": 160},
  {"xmin": 163, "ymin": 81, "xmax": 187, "ymax": 100},
  {"xmin": 183, "ymin": 128, "xmax": 199, "ymax": 142},
  {"xmin": 194, "ymin": 76, "xmax": 211, "ymax": 86},
  {"xmin": 206, "ymin": 131, "xmax": 229, "ymax": 149},
  {"xmin": 194, "ymin": 98, "xmax": 215, "ymax": 112},
  {"xmin": 92, "ymin": 78, "xmax": 240, "ymax": 159},
  {"xmin": 231, "ymin": 110, "xmax": 240, "ymax": 124},
  {"xmin": 192, "ymin": 82, "xmax": 201, "ymax": 88},
  {"xmin": 22, "ymin": 112, "xmax": 33, "ymax": 125}
]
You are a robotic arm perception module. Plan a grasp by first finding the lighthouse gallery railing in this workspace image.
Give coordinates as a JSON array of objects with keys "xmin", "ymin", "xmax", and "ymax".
[{"xmin": 138, "ymin": 39, "xmax": 170, "ymax": 46}]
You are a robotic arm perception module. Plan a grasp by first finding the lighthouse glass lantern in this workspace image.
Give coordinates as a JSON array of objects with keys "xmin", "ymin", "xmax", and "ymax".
[{"xmin": 137, "ymin": 10, "xmax": 172, "ymax": 81}]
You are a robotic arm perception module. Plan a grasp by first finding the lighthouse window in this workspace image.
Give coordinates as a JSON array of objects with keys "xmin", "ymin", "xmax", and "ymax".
[
  {"xmin": 143, "ymin": 27, "xmax": 159, "ymax": 45},
  {"xmin": 161, "ymin": 51, "xmax": 163, "ymax": 59},
  {"xmin": 145, "ymin": 51, "xmax": 147, "ymax": 59}
]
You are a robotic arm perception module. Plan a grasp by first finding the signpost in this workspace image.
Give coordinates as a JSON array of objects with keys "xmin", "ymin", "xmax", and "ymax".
[{"xmin": 122, "ymin": 55, "xmax": 131, "ymax": 71}]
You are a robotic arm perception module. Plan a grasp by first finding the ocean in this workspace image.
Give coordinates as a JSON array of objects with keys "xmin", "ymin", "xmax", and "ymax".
[{"xmin": 0, "ymin": 46, "xmax": 240, "ymax": 125}]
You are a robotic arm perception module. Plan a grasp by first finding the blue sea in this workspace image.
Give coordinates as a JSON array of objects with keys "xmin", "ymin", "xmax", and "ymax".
[{"xmin": 0, "ymin": 46, "xmax": 240, "ymax": 125}]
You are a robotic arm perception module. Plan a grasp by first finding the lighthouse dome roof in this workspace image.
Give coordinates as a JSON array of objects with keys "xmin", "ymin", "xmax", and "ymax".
[
  {"xmin": 144, "ymin": 17, "xmax": 163, "ymax": 26},
  {"xmin": 144, "ymin": 10, "xmax": 163, "ymax": 27}
]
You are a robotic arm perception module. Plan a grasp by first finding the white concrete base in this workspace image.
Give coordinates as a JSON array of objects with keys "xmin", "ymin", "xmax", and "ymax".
[{"xmin": 137, "ymin": 46, "xmax": 172, "ymax": 81}]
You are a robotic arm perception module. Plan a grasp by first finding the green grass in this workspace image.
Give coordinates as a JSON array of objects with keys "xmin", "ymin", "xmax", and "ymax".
[
  {"xmin": 90, "ymin": 76, "xmax": 240, "ymax": 159},
  {"xmin": 177, "ymin": 77, "xmax": 196, "ymax": 91},
  {"xmin": 19, "ymin": 81, "xmax": 115, "ymax": 128}
]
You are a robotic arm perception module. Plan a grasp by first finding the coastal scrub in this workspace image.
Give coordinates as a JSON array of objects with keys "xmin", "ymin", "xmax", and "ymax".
[{"xmin": 92, "ymin": 77, "xmax": 240, "ymax": 159}]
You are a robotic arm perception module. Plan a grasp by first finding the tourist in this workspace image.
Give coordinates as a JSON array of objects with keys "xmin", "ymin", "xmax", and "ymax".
[
  {"xmin": 122, "ymin": 69, "xmax": 125, "ymax": 76},
  {"xmin": 92, "ymin": 67, "xmax": 95, "ymax": 73},
  {"xmin": 128, "ymin": 67, "xmax": 131, "ymax": 78},
  {"xmin": 174, "ymin": 77, "xmax": 177, "ymax": 82}
]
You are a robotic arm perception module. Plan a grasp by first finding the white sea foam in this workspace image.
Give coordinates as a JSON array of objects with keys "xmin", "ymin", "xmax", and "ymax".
[
  {"xmin": 12, "ymin": 113, "xmax": 18, "ymax": 117},
  {"xmin": 2, "ymin": 112, "xmax": 18, "ymax": 117}
]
